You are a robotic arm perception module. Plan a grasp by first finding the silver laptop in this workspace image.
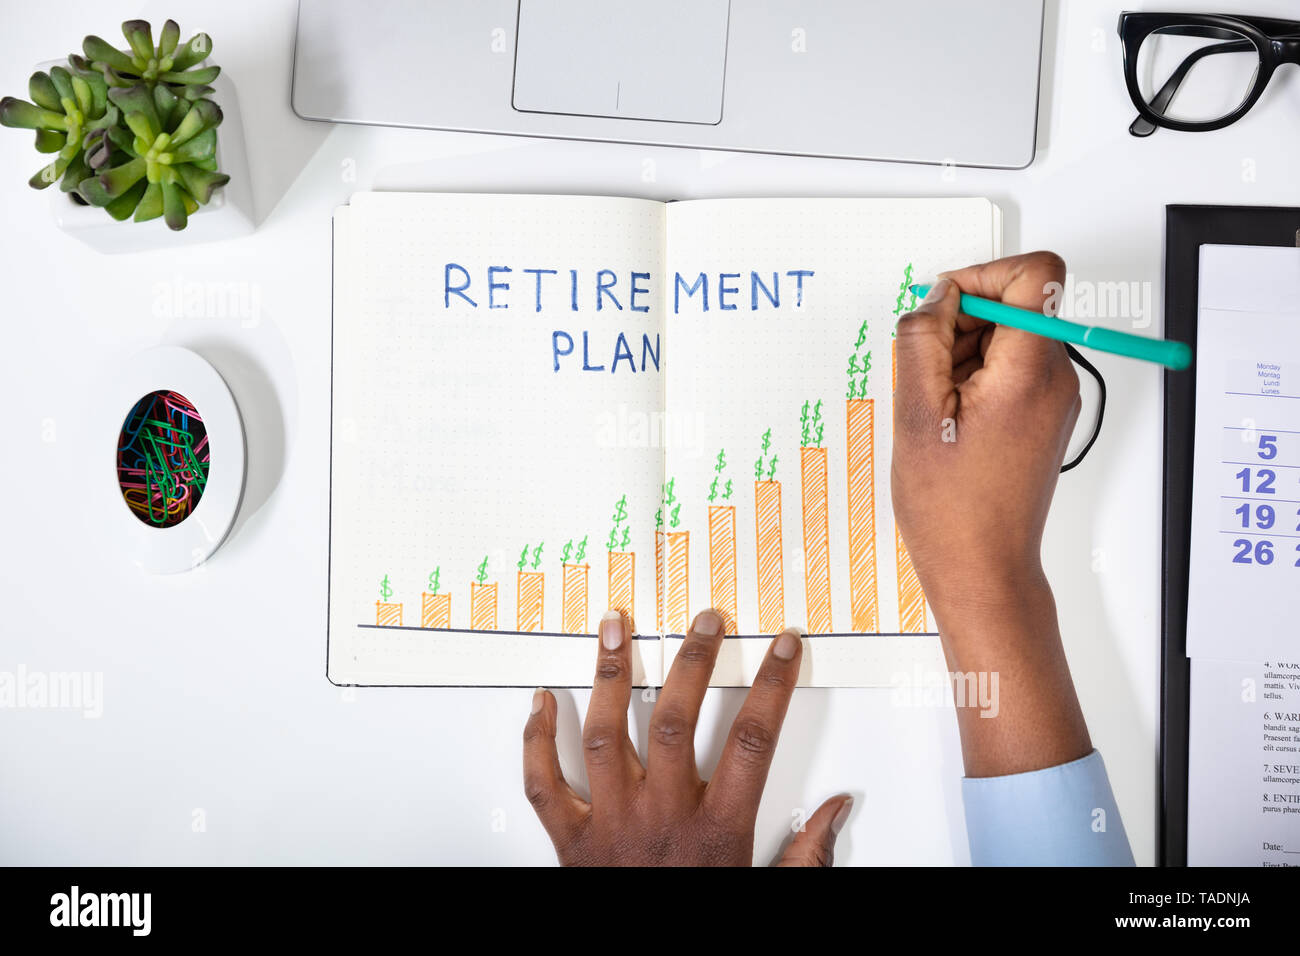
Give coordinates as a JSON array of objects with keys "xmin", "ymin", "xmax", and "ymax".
[{"xmin": 292, "ymin": 0, "xmax": 1044, "ymax": 169}]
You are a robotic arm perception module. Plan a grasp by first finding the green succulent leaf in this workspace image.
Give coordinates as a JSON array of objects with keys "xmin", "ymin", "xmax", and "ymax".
[
  {"xmin": 170, "ymin": 34, "xmax": 214, "ymax": 71},
  {"xmin": 98, "ymin": 156, "xmax": 147, "ymax": 198},
  {"xmin": 161, "ymin": 178, "xmax": 188, "ymax": 230},
  {"xmin": 159, "ymin": 20, "xmax": 181, "ymax": 57},
  {"xmin": 0, "ymin": 97, "xmax": 68, "ymax": 131},
  {"xmin": 154, "ymin": 84, "xmax": 179, "ymax": 128},
  {"xmin": 28, "ymin": 154, "xmax": 70, "ymax": 189},
  {"xmin": 169, "ymin": 98, "xmax": 220, "ymax": 145},
  {"xmin": 59, "ymin": 150, "xmax": 91, "ymax": 192},
  {"xmin": 106, "ymin": 177, "xmax": 148, "ymax": 221},
  {"xmin": 82, "ymin": 36, "xmax": 137, "ymax": 74},
  {"xmin": 179, "ymin": 85, "xmax": 215, "ymax": 102},
  {"xmin": 158, "ymin": 65, "xmax": 220, "ymax": 86},
  {"xmin": 48, "ymin": 67, "xmax": 75, "ymax": 103},
  {"xmin": 175, "ymin": 163, "xmax": 229, "ymax": 204},
  {"xmin": 34, "ymin": 128, "xmax": 66, "ymax": 153},
  {"xmin": 132, "ymin": 180, "xmax": 163, "ymax": 221},
  {"xmin": 28, "ymin": 72, "xmax": 60, "ymax": 112},
  {"xmin": 171, "ymin": 127, "xmax": 216, "ymax": 163},
  {"xmin": 70, "ymin": 75, "xmax": 93, "ymax": 116},
  {"xmin": 122, "ymin": 20, "xmax": 155, "ymax": 63}
]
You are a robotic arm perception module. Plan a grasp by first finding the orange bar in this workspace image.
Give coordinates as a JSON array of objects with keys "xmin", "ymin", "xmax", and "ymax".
[
  {"xmin": 846, "ymin": 398, "xmax": 879, "ymax": 632},
  {"xmin": 654, "ymin": 530, "xmax": 666, "ymax": 631},
  {"xmin": 665, "ymin": 531, "xmax": 690, "ymax": 634},
  {"xmin": 892, "ymin": 341, "xmax": 927, "ymax": 633},
  {"xmin": 896, "ymin": 529, "xmax": 927, "ymax": 633},
  {"xmin": 470, "ymin": 582, "xmax": 498, "ymax": 631},
  {"xmin": 607, "ymin": 550, "xmax": 636, "ymax": 633},
  {"xmin": 754, "ymin": 480, "xmax": 785, "ymax": 635},
  {"xmin": 800, "ymin": 446, "xmax": 832, "ymax": 635},
  {"xmin": 420, "ymin": 592, "xmax": 451, "ymax": 628},
  {"xmin": 375, "ymin": 601, "xmax": 403, "ymax": 627},
  {"xmin": 708, "ymin": 505, "xmax": 738, "ymax": 634},
  {"xmin": 516, "ymin": 570, "xmax": 544, "ymax": 632},
  {"xmin": 562, "ymin": 563, "xmax": 590, "ymax": 634}
]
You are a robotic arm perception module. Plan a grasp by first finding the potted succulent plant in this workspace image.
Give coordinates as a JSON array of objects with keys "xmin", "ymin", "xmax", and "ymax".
[{"xmin": 0, "ymin": 19, "xmax": 253, "ymax": 251}]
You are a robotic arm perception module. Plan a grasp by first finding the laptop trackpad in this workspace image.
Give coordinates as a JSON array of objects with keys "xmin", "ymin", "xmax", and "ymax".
[{"xmin": 512, "ymin": 0, "xmax": 729, "ymax": 124}]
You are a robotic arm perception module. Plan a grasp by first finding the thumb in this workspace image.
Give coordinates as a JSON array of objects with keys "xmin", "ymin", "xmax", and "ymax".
[
  {"xmin": 775, "ymin": 794, "xmax": 854, "ymax": 867},
  {"xmin": 893, "ymin": 279, "xmax": 962, "ymax": 438}
]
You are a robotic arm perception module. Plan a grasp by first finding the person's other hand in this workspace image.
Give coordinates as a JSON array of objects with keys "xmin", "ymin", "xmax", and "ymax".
[{"xmin": 523, "ymin": 608, "xmax": 853, "ymax": 866}]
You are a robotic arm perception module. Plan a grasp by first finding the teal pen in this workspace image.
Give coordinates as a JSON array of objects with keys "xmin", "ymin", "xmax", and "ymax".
[{"xmin": 908, "ymin": 283, "xmax": 1192, "ymax": 371}]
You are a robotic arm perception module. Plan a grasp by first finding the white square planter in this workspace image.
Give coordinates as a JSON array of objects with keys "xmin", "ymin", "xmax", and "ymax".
[{"xmin": 39, "ymin": 62, "xmax": 255, "ymax": 253}]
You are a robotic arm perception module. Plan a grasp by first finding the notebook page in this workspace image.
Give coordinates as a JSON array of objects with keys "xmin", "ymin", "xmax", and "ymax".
[
  {"xmin": 328, "ymin": 193, "xmax": 666, "ymax": 686},
  {"xmin": 663, "ymin": 197, "xmax": 1000, "ymax": 686},
  {"xmin": 1187, "ymin": 244, "xmax": 1300, "ymax": 663}
]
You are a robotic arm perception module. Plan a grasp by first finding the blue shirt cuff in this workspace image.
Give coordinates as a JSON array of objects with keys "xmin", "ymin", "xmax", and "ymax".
[{"xmin": 961, "ymin": 749, "xmax": 1135, "ymax": 866}]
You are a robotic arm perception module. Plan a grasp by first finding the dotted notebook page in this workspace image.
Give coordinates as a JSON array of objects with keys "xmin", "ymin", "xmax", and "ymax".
[
  {"xmin": 1186, "ymin": 244, "xmax": 1300, "ymax": 663},
  {"xmin": 664, "ymin": 198, "xmax": 1000, "ymax": 686},
  {"xmin": 328, "ymin": 193, "xmax": 668, "ymax": 687}
]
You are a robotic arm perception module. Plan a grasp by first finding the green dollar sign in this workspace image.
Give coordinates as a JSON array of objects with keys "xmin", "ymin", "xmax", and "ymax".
[
  {"xmin": 560, "ymin": 540, "xmax": 572, "ymax": 564},
  {"xmin": 723, "ymin": 479, "xmax": 733, "ymax": 500},
  {"xmin": 815, "ymin": 422, "xmax": 824, "ymax": 448},
  {"xmin": 517, "ymin": 545, "xmax": 529, "ymax": 570},
  {"xmin": 715, "ymin": 449, "xmax": 726, "ymax": 474},
  {"xmin": 754, "ymin": 456, "xmax": 764, "ymax": 480},
  {"xmin": 761, "ymin": 428, "xmax": 772, "ymax": 456},
  {"xmin": 670, "ymin": 503, "xmax": 681, "ymax": 528},
  {"xmin": 379, "ymin": 574, "xmax": 392, "ymax": 601},
  {"xmin": 708, "ymin": 477, "xmax": 718, "ymax": 502},
  {"xmin": 476, "ymin": 556, "xmax": 489, "ymax": 584},
  {"xmin": 532, "ymin": 543, "xmax": 543, "ymax": 570},
  {"xmin": 856, "ymin": 318, "xmax": 868, "ymax": 348},
  {"xmin": 607, "ymin": 527, "xmax": 619, "ymax": 550},
  {"xmin": 576, "ymin": 535, "xmax": 588, "ymax": 563},
  {"xmin": 863, "ymin": 350, "xmax": 872, "ymax": 372},
  {"xmin": 613, "ymin": 495, "xmax": 628, "ymax": 524},
  {"xmin": 429, "ymin": 568, "xmax": 440, "ymax": 595},
  {"xmin": 767, "ymin": 455, "xmax": 778, "ymax": 482},
  {"xmin": 620, "ymin": 525, "xmax": 631, "ymax": 549},
  {"xmin": 847, "ymin": 354, "xmax": 859, "ymax": 377}
]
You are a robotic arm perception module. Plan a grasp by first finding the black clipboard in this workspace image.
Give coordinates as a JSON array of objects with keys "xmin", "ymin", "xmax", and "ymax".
[{"xmin": 1160, "ymin": 204, "xmax": 1300, "ymax": 866}]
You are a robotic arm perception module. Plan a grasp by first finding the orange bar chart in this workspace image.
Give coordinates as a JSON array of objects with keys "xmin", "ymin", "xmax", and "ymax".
[
  {"xmin": 654, "ymin": 530, "xmax": 666, "ymax": 631},
  {"xmin": 470, "ymin": 582, "xmax": 498, "ymax": 631},
  {"xmin": 708, "ymin": 505, "xmax": 738, "ymax": 634},
  {"xmin": 665, "ymin": 531, "xmax": 690, "ymax": 634},
  {"xmin": 421, "ymin": 592, "xmax": 451, "ymax": 628},
  {"xmin": 754, "ymin": 480, "xmax": 785, "ymax": 635},
  {"xmin": 846, "ymin": 398, "xmax": 879, "ymax": 632},
  {"xmin": 608, "ymin": 550, "xmax": 635, "ymax": 632},
  {"xmin": 375, "ymin": 601, "xmax": 403, "ymax": 627},
  {"xmin": 516, "ymin": 571, "xmax": 544, "ymax": 632},
  {"xmin": 562, "ymin": 563, "xmax": 590, "ymax": 634},
  {"xmin": 800, "ymin": 446, "xmax": 832, "ymax": 635}
]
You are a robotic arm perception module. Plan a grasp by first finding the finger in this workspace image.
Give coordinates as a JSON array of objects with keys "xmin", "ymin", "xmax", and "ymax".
[
  {"xmin": 646, "ymin": 609, "xmax": 726, "ymax": 803},
  {"xmin": 582, "ymin": 610, "xmax": 643, "ymax": 808},
  {"xmin": 776, "ymin": 794, "xmax": 854, "ymax": 867},
  {"xmin": 939, "ymin": 251, "xmax": 1071, "ymax": 369},
  {"xmin": 893, "ymin": 278, "xmax": 963, "ymax": 438},
  {"xmin": 523, "ymin": 688, "xmax": 590, "ymax": 846},
  {"xmin": 704, "ymin": 628, "xmax": 802, "ymax": 826}
]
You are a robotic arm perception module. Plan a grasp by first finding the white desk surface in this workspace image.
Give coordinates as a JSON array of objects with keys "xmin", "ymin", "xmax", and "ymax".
[{"xmin": 2, "ymin": 0, "xmax": 1297, "ymax": 865}]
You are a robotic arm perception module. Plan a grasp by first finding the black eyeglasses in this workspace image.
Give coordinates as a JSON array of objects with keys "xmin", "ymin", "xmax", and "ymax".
[{"xmin": 1118, "ymin": 11, "xmax": 1300, "ymax": 136}]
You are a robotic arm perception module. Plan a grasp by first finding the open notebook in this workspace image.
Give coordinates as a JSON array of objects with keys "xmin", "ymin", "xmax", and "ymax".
[{"xmin": 328, "ymin": 193, "xmax": 1002, "ymax": 687}]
